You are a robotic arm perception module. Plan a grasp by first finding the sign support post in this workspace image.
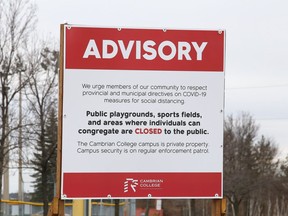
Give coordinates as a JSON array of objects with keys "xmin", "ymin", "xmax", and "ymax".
[
  {"xmin": 212, "ymin": 198, "xmax": 226, "ymax": 216},
  {"xmin": 47, "ymin": 24, "xmax": 66, "ymax": 216}
]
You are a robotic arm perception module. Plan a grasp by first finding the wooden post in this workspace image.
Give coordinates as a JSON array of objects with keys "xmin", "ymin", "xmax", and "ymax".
[
  {"xmin": 47, "ymin": 24, "xmax": 66, "ymax": 216},
  {"xmin": 221, "ymin": 198, "xmax": 227, "ymax": 215},
  {"xmin": 212, "ymin": 199, "xmax": 226, "ymax": 216},
  {"xmin": 73, "ymin": 200, "xmax": 85, "ymax": 216}
]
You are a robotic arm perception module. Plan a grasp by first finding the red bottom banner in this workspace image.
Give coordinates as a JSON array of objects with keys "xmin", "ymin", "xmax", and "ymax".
[{"xmin": 62, "ymin": 172, "xmax": 222, "ymax": 199}]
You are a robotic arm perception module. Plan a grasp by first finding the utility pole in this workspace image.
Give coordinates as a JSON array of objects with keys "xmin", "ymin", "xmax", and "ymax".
[
  {"xmin": 3, "ymin": 155, "xmax": 9, "ymax": 215},
  {"xmin": 3, "ymin": 85, "xmax": 10, "ymax": 216},
  {"xmin": 18, "ymin": 69, "xmax": 24, "ymax": 216}
]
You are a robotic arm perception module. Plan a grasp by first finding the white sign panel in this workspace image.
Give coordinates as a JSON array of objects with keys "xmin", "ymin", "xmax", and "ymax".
[{"xmin": 61, "ymin": 25, "xmax": 225, "ymax": 199}]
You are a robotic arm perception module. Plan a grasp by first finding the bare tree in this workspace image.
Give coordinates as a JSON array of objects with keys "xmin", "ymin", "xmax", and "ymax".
[
  {"xmin": 277, "ymin": 156, "xmax": 288, "ymax": 215},
  {"xmin": 249, "ymin": 136, "xmax": 279, "ymax": 216},
  {"xmin": 224, "ymin": 113, "xmax": 259, "ymax": 216},
  {"xmin": 25, "ymin": 44, "xmax": 58, "ymax": 216},
  {"xmin": 0, "ymin": 0, "xmax": 36, "ymax": 213}
]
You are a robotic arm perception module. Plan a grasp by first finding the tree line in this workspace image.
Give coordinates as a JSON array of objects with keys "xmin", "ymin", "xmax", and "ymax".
[
  {"xmin": 0, "ymin": 1, "xmax": 287, "ymax": 216},
  {"xmin": 223, "ymin": 113, "xmax": 288, "ymax": 216}
]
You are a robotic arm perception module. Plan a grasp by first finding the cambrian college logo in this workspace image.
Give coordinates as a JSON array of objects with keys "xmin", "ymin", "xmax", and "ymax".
[{"xmin": 124, "ymin": 178, "xmax": 138, "ymax": 193}]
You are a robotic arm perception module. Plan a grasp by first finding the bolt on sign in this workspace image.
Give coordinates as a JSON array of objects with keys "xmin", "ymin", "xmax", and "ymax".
[{"xmin": 60, "ymin": 25, "xmax": 225, "ymax": 199}]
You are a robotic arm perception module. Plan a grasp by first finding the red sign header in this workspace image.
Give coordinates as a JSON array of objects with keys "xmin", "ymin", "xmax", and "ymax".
[
  {"xmin": 65, "ymin": 26, "xmax": 224, "ymax": 71},
  {"xmin": 63, "ymin": 172, "xmax": 221, "ymax": 198}
]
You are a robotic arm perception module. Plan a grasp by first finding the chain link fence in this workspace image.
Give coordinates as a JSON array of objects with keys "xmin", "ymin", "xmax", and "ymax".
[{"xmin": 0, "ymin": 200, "xmax": 131, "ymax": 216}]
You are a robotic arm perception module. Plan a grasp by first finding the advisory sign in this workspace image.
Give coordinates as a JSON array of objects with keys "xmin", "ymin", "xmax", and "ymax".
[{"xmin": 61, "ymin": 25, "xmax": 225, "ymax": 199}]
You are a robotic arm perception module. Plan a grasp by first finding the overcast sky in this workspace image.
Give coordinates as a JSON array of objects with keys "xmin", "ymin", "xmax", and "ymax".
[{"xmin": 10, "ymin": 0, "xmax": 288, "ymax": 193}]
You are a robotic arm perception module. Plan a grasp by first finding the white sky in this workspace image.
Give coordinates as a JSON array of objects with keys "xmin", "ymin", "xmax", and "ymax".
[{"xmin": 10, "ymin": 0, "xmax": 288, "ymax": 193}]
